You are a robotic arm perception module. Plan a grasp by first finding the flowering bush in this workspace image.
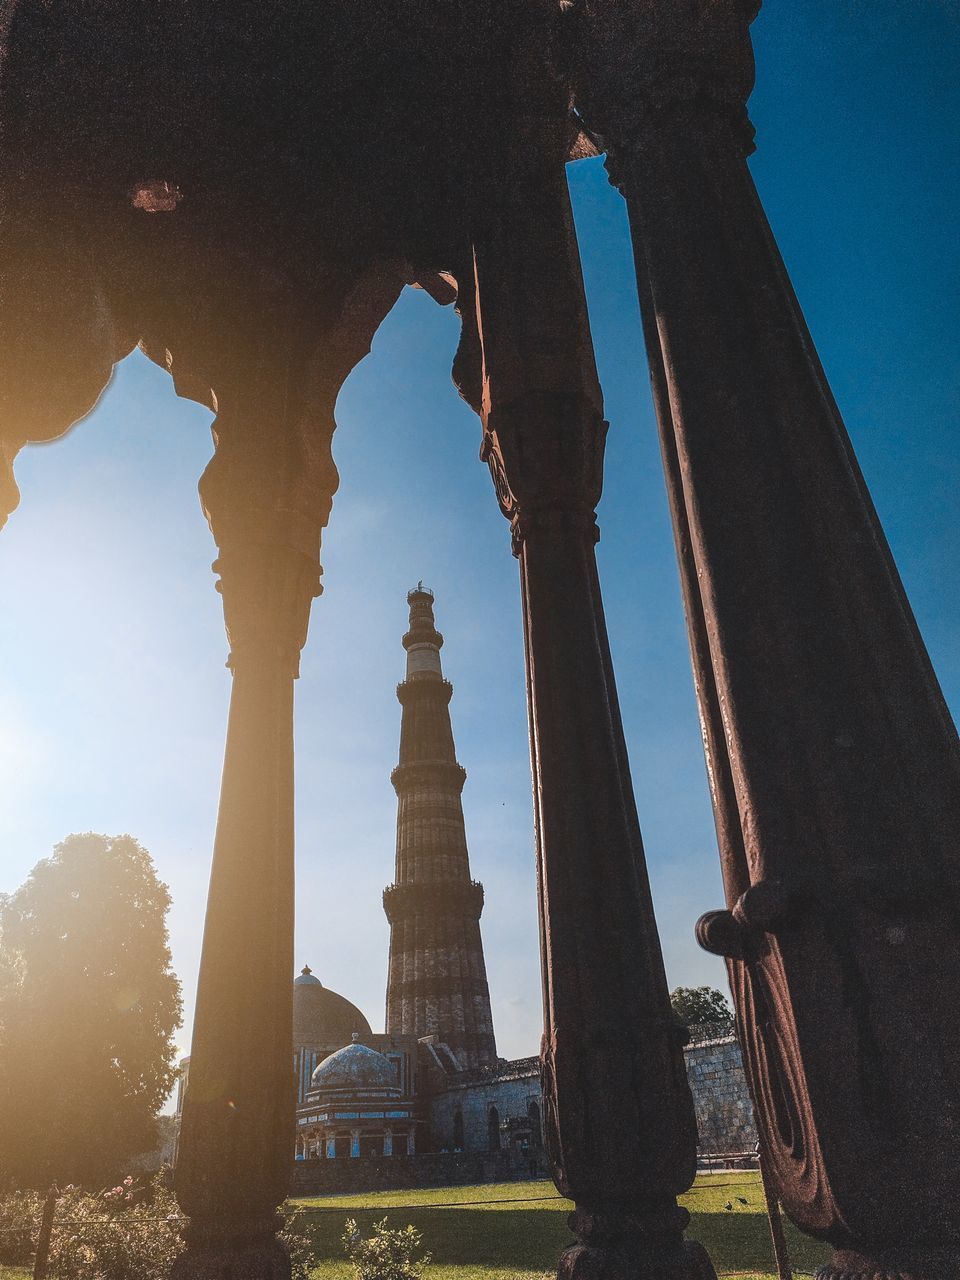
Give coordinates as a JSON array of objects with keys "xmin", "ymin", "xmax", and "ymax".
[
  {"xmin": 0, "ymin": 1178, "xmax": 318, "ymax": 1280},
  {"xmin": 47, "ymin": 1178, "xmax": 184, "ymax": 1280},
  {"xmin": 342, "ymin": 1217, "xmax": 431, "ymax": 1280},
  {"xmin": 0, "ymin": 1187, "xmax": 43, "ymax": 1264},
  {"xmin": 280, "ymin": 1203, "xmax": 317, "ymax": 1280}
]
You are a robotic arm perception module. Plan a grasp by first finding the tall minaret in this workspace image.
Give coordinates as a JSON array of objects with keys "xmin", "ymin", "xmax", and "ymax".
[{"xmin": 383, "ymin": 586, "xmax": 498, "ymax": 1070}]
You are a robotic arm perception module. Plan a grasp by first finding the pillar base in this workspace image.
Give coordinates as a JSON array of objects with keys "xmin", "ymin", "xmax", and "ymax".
[
  {"xmin": 560, "ymin": 1208, "xmax": 717, "ymax": 1280},
  {"xmin": 171, "ymin": 1226, "xmax": 291, "ymax": 1280},
  {"xmin": 817, "ymin": 1247, "xmax": 960, "ymax": 1280},
  {"xmin": 560, "ymin": 1237, "xmax": 716, "ymax": 1280}
]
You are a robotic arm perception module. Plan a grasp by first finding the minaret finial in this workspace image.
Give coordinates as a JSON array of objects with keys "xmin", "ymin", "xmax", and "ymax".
[{"xmin": 402, "ymin": 583, "xmax": 443, "ymax": 679}]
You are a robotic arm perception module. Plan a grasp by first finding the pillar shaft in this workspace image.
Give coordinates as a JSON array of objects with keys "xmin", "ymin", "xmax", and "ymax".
[
  {"xmin": 170, "ymin": 342, "xmax": 336, "ymax": 1277},
  {"xmin": 173, "ymin": 539, "xmax": 321, "ymax": 1280},
  {"xmin": 575, "ymin": 3, "xmax": 960, "ymax": 1273},
  {"xmin": 458, "ymin": 112, "xmax": 715, "ymax": 1277},
  {"xmin": 165, "ymin": 271, "xmax": 401, "ymax": 1277}
]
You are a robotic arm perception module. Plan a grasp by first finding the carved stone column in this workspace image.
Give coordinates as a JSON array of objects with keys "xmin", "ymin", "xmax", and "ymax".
[
  {"xmin": 166, "ymin": 318, "xmax": 341, "ymax": 1278},
  {"xmin": 171, "ymin": 458, "xmax": 327, "ymax": 1280},
  {"xmin": 455, "ymin": 104, "xmax": 715, "ymax": 1279},
  {"xmin": 574, "ymin": 4, "xmax": 960, "ymax": 1277},
  {"xmin": 165, "ymin": 266, "xmax": 401, "ymax": 1278}
]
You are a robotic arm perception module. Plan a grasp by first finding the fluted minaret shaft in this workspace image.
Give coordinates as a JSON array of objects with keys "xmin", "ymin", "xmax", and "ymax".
[{"xmin": 384, "ymin": 587, "xmax": 498, "ymax": 1070}]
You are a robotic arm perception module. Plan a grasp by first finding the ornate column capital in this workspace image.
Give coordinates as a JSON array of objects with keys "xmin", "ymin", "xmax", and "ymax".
[
  {"xmin": 197, "ymin": 390, "xmax": 338, "ymax": 676},
  {"xmin": 480, "ymin": 390, "xmax": 608, "ymax": 556},
  {"xmin": 571, "ymin": 0, "xmax": 760, "ymax": 171},
  {"xmin": 212, "ymin": 540, "xmax": 322, "ymax": 677}
]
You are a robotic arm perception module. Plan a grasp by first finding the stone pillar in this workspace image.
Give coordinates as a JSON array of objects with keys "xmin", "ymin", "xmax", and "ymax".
[
  {"xmin": 573, "ymin": 3, "xmax": 960, "ymax": 1276},
  {"xmin": 455, "ymin": 90, "xmax": 715, "ymax": 1280},
  {"xmin": 163, "ymin": 266, "xmax": 402, "ymax": 1278},
  {"xmin": 171, "ymin": 363, "xmax": 334, "ymax": 1279}
]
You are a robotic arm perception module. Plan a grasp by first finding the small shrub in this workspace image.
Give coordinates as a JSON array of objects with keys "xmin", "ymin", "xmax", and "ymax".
[
  {"xmin": 280, "ymin": 1202, "xmax": 316, "ymax": 1280},
  {"xmin": 0, "ymin": 1179, "xmax": 319, "ymax": 1280},
  {"xmin": 0, "ymin": 1188, "xmax": 43, "ymax": 1264},
  {"xmin": 342, "ymin": 1217, "xmax": 431, "ymax": 1280},
  {"xmin": 48, "ymin": 1177, "xmax": 184, "ymax": 1280}
]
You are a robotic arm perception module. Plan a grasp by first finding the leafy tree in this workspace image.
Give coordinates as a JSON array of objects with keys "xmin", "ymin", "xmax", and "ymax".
[
  {"xmin": 670, "ymin": 985, "xmax": 733, "ymax": 1028},
  {"xmin": 0, "ymin": 834, "xmax": 182, "ymax": 1188}
]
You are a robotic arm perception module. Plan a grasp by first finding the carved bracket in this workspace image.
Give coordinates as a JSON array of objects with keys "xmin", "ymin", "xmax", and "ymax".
[
  {"xmin": 213, "ymin": 541, "xmax": 322, "ymax": 677},
  {"xmin": 479, "ymin": 391, "xmax": 608, "ymax": 556},
  {"xmin": 569, "ymin": 0, "xmax": 761, "ymax": 171}
]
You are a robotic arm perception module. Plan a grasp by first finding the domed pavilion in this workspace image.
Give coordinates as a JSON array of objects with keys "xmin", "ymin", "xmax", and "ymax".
[
  {"xmin": 293, "ymin": 966, "xmax": 373, "ymax": 1105},
  {"xmin": 297, "ymin": 1035, "xmax": 417, "ymax": 1160}
]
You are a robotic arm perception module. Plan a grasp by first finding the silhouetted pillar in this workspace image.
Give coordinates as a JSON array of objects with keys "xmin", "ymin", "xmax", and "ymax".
[
  {"xmin": 166, "ymin": 269, "xmax": 401, "ymax": 1278},
  {"xmin": 171, "ymin": 367, "xmax": 333, "ymax": 1280},
  {"xmin": 456, "ymin": 104, "xmax": 715, "ymax": 1280},
  {"xmin": 574, "ymin": 4, "xmax": 960, "ymax": 1277}
]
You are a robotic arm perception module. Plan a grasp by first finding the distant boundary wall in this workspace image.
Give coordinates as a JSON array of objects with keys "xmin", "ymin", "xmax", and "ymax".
[
  {"xmin": 684, "ymin": 1022, "xmax": 758, "ymax": 1165},
  {"xmin": 287, "ymin": 1024, "xmax": 758, "ymax": 1192},
  {"xmin": 290, "ymin": 1148, "xmax": 550, "ymax": 1196}
]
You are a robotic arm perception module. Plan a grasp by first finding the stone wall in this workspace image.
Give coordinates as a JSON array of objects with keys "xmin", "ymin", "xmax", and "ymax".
[
  {"xmin": 285, "ymin": 1033, "xmax": 757, "ymax": 1192},
  {"xmin": 290, "ymin": 1147, "xmax": 549, "ymax": 1195},
  {"xmin": 684, "ymin": 1026, "xmax": 757, "ymax": 1160},
  {"xmin": 428, "ymin": 1058, "xmax": 543, "ymax": 1154}
]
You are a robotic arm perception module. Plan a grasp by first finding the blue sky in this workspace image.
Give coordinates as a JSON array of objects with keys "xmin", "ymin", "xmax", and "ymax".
[{"xmin": 1, "ymin": 0, "xmax": 958, "ymax": 1083}]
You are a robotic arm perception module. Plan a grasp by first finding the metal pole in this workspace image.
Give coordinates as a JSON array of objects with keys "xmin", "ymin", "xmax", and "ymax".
[
  {"xmin": 32, "ymin": 1187, "xmax": 57, "ymax": 1280},
  {"xmin": 757, "ymin": 1143, "xmax": 792, "ymax": 1280}
]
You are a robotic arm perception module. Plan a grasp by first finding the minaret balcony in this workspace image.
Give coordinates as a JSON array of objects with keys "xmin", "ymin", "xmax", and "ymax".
[
  {"xmin": 382, "ymin": 879, "xmax": 485, "ymax": 924},
  {"xmin": 396, "ymin": 678, "xmax": 454, "ymax": 705},
  {"xmin": 390, "ymin": 760, "xmax": 467, "ymax": 795}
]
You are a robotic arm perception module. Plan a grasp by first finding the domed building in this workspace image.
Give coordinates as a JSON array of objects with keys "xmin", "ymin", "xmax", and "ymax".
[
  {"xmin": 296, "ymin": 1034, "xmax": 417, "ymax": 1160},
  {"xmin": 293, "ymin": 966, "xmax": 373, "ymax": 1104},
  {"xmin": 176, "ymin": 589, "xmax": 753, "ymax": 1191},
  {"xmin": 289, "ymin": 589, "xmax": 548, "ymax": 1185}
]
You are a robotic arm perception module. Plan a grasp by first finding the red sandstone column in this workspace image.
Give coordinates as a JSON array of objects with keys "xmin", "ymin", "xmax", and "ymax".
[
  {"xmin": 168, "ymin": 271, "xmax": 401, "ymax": 1278},
  {"xmin": 456, "ymin": 112, "xmax": 716, "ymax": 1280},
  {"xmin": 574, "ymin": 4, "xmax": 960, "ymax": 1277},
  {"xmin": 171, "ymin": 367, "xmax": 333, "ymax": 1280}
]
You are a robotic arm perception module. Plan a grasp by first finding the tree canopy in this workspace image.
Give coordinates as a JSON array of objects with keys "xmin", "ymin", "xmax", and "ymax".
[
  {"xmin": 0, "ymin": 833, "xmax": 181, "ymax": 1188},
  {"xmin": 670, "ymin": 985, "xmax": 733, "ymax": 1028}
]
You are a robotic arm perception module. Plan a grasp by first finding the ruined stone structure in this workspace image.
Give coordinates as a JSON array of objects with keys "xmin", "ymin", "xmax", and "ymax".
[
  {"xmin": 384, "ymin": 587, "xmax": 498, "ymax": 1070},
  {"xmin": 684, "ymin": 1025, "xmax": 757, "ymax": 1164},
  {"xmin": 2, "ymin": 4, "xmax": 958, "ymax": 1280}
]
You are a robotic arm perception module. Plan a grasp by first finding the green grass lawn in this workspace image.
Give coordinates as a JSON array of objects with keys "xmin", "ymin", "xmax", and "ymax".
[
  {"xmin": 290, "ymin": 1172, "xmax": 830, "ymax": 1280},
  {"xmin": 0, "ymin": 1174, "xmax": 829, "ymax": 1280}
]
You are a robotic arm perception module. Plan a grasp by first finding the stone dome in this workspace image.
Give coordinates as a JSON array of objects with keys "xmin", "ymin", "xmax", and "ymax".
[
  {"xmin": 294, "ymin": 966, "xmax": 324, "ymax": 987},
  {"xmin": 292, "ymin": 966, "xmax": 372, "ymax": 1049},
  {"xmin": 311, "ymin": 1038, "xmax": 401, "ymax": 1097}
]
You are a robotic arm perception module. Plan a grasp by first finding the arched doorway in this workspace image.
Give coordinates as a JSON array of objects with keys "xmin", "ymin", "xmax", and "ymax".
[
  {"xmin": 487, "ymin": 1105, "xmax": 501, "ymax": 1153},
  {"xmin": 528, "ymin": 1099, "xmax": 542, "ymax": 1148}
]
